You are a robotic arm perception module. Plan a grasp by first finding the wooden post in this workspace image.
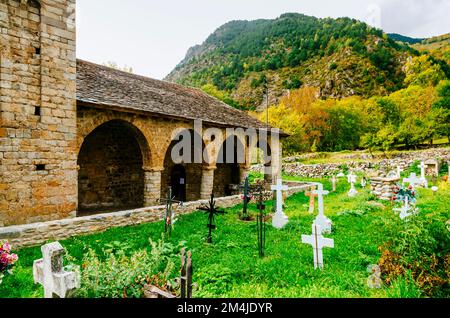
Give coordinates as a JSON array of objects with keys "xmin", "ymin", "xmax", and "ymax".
[{"xmin": 180, "ymin": 248, "xmax": 187, "ymax": 299}]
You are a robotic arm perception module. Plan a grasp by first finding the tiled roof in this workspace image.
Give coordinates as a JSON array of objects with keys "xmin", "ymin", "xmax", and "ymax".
[{"xmin": 76, "ymin": 59, "xmax": 274, "ymax": 131}]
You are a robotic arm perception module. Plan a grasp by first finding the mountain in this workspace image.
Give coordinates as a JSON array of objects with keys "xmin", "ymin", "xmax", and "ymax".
[
  {"xmin": 165, "ymin": 13, "xmax": 417, "ymax": 110},
  {"xmin": 412, "ymin": 33, "xmax": 450, "ymax": 65},
  {"xmin": 387, "ymin": 33, "xmax": 424, "ymax": 44}
]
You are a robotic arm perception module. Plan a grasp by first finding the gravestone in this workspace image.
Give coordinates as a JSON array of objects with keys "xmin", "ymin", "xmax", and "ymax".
[
  {"xmin": 239, "ymin": 177, "xmax": 252, "ymax": 220},
  {"xmin": 271, "ymin": 179, "xmax": 289, "ymax": 229},
  {"xmin": 305, "ymin": 185, "xmax": 317, "ymax": 214},
  {"xmin": 331, "ymin": 175, "xmax": 337, "ymax": 192},
  {"xmin": 180, "ymin": 248, "xmax": 193, "ymax": 299},
  {"xmin": 393, "ymin": 196, "xmax": 418, "ymax": 220},
  {"xmin": 313, "ymin": 184, "xmax": 332, "ymax": 234},
  {"xmin": 403, "ymin": 173, "xmax": 423, "ymax": 190},
  {"xmin": 424, "ymin": 159, "xmax": 440, "ymax": 177},
  {"xmin": 33, "ymin": 242, "xmax": 80, "ymax": 298},
  {"xmin": 301, "ymin": 224, "xmax": 334, "ymax": 270},
  {"xmin": 386, "ymin": 170, "xmax": 398, "ymax": 179},
  {"xmin": 347, "ymin": 173, "xmax": 358, "ymax": 197},
  {"xmin": 418, "ymin": 162, "xmax": 429, "ymax": 188},
  {"xmin": 367, "ymin": 265, "xmax": 382, "ymax": 289},
  {"xmin": 361, "ymin": 176, "xmax": 367, "ymax": 188}
]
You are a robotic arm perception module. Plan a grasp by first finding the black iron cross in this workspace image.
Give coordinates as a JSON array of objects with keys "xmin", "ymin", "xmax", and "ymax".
[
  {"xmin": 198, "ymin": 193, "xmax": 226, "ymax": 243},
  {"xmin": 239, "ymin": 176, "xmax": 253, "ymax": 220},
  {"xmin": 159, "ymin": 187, "xmax": 183, "ymax": 236}
]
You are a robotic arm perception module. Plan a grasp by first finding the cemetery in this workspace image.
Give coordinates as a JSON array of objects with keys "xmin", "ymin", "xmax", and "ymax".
[{"xmin": 0, "ymin": 159, "xmax": 448, "ymax": 298}]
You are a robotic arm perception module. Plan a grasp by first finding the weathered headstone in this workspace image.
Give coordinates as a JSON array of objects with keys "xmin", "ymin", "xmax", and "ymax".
[
  {"xmin": 424, "ymin": 159, "xmax": 440, "ymax": 177},
  {"xmin": 347, "ymin": 173, "xmax": 358, "ymax": 197},
  {"xmin": 367, "ymin": 265, "xmax": 382, "ymax": 289},
  {"xmin": 33, "ymin": 242, "xmax": 79, "ymax": 298},
  {"xmin": 313, "ymin": 184, "xmax": 332, "ymax": 234},
  {"xmin": 305, "ymin": 185, "xmax": 317, "ymax": 214},
  {"xmin": 361, "ymin": 176, "xmax": 367, "ymax": 188},
  {"xmin": 331, "ymin": 175, "xmax": 337, "ymax": 192},
  {"xmin": 271, "ymin": 179, "xmax": 289, "ymax": 229},
  {"xmin": 180, "ymin": 248, "xmax": 193, "ymax": 299},
  {"xmin": 397, "ymin": 166, "xmax": 404, "ymax": 178},
  {"xmin": 301, "ymin": 224, "xmax": 334, "ymax": 270}
]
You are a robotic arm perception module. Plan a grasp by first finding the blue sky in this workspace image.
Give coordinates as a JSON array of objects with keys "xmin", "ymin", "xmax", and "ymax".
[{"xmin": 76, "ymin": 0, "xmax": 450, "ymax": 80}]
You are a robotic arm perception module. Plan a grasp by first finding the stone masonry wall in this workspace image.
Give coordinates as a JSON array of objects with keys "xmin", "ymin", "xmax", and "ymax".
[{"xmin": 0, "ymin": 0, "xmax": 78, "ymax": 226}]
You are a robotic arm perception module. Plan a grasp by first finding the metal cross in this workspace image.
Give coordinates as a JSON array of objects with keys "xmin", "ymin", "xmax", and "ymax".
[
  {"xmin": 198, "ymin": 194, "xmax": 226, "ymax": 243},
  {"xmin": 159, "ymin": 187, "xmax": 183, "ymax": 236}
]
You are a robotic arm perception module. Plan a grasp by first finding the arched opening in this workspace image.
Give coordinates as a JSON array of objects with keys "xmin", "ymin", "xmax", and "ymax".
[
  {"xmin": 213, "ymin": 136, "xmax": 244, "ymax": 197},
  {"xmin": 170, "ymin": 165, "xmax": 187, "ymax": 202},
  {"xmin": 77, "ymin": 120, "xmax": 149, "ymax": 216},
  {"xmin": 161, "ymin": 129, "xmax": 206, "ymax": 202}
]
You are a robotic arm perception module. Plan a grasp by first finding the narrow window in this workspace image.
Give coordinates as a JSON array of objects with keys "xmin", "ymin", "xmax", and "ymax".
[
  {"xmin": 36, "ymin": 164, "xmax": 46, "ymax": 171},
  {"xmin": 34, "ymin": 106, "xmax": 41, "ymax": 116}
]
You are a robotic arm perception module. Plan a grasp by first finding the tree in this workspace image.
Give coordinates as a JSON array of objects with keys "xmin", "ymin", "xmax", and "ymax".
[{"xmin": 404, "ymin": 56, "xmax": 446, "ymax": 87}]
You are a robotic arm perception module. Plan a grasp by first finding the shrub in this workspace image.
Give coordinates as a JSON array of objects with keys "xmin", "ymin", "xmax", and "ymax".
[
  {"xmin": 73, "ymin": 237, "xmax": 182, "ymax": 298},
  {"xmin": 378, "ymin": 212, "xmax": 450, "ymax": 297}
]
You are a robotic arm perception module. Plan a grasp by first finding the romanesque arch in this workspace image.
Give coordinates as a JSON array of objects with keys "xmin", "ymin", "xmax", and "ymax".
[
  {"xmin": 213, "ymin": 135, "xmax": 246, "ymax": 197},
  {"xmin": 161, "ymin": 129, "xmax": 207, "ymax": 202},
  {"xmin": 77, "ymin": 120, "xmax": 151, "ymax": 215}
]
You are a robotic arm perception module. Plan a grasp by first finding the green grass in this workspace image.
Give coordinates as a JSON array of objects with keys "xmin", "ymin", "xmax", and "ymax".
[{"xmin": 0, "ymin": 178, "xmax": 448, "ymax": 298}]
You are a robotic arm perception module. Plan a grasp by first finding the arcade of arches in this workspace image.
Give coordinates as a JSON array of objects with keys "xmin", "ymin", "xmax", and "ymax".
[{"xmin": 76, "ymin": 108, "xmax": 281, "ymax": 216}]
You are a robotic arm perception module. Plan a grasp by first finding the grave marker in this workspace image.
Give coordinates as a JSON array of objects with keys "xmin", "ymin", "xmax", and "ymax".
[
  {"xmin": 239, "ymin": 177, "xmax": 252, "ymax": 220},
  {"xmin": 418, "ymin": 161, "xmax": 429, "ymax": 188},
  {"xmin": 301, "ymin": 224, "xmax": 334, "ymax": 270},
  {"xmin": 347, "ymin": 173, "xmax": 358, "ymax": 197},
  {"xmin": 403, "ymin": 173, "xmax": 422, "ymax": 190},
  {"xmin": 198, "ymin": 194, "xmax": 226, "ymax": 243},
  {"xmin": 33, "ymin": 242, "xmax": 79, "ymax": 298},
  {"xmin": 271, "ymin": 179, "xmax": 289, "ymax": 229},
  {"xmin": 313, "ymin": 184, "xmax": 332, "ymax": 234},
  {"xmin": 331, "ymin": 175, "xmax": 337, "ymax": 192},
  {"xmin": 160, "ymin": 187, "xmax": 183, "ymax": 236},
  {"xmin": 305, "ymin": 185, "xmax": 317, "ymax": 214}
]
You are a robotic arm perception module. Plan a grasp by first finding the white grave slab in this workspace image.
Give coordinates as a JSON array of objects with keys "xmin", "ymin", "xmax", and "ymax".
[
  {"xmin": 271, "ymin": 179, "xmax": 289, "ymax": 229},
  {"xmin": 302, "ymin": 224, "xmax": 334, "ymax": 270},
  {"xmin": 33, "ymin": 242, "xmax": 80, "ymax": 298},
  {"xmin": 418, "ymin": 162, "xmax": 429, "ymax": 188}
]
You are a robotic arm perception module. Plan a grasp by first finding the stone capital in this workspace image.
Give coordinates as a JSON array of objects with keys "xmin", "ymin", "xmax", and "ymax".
[
  {"xmin": 202, "ymin": 165, "xmax": 217, "ymax": 171},
  {"xmin": 142, "ymin": 166, "xmax": 164, "ymax": 173}
]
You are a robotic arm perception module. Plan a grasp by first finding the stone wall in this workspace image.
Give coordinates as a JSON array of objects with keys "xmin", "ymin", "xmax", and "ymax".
[
  {"xmin": 0, "ymin": 183, "xmax": 308, "ymax": 249},
  {"xmin": 253, "ymin": 148, "xmax": 450, "ymax": 179},
  {"xmin": 0, "ymin": 0, "xmax": 78, "ymax": 226},
  {"xmin": 370, "ymin": 177, "xmax": 400, "ymax": 201}
]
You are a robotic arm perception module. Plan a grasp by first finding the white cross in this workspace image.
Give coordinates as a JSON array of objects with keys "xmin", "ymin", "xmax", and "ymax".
[
  {"xmin": 33, "ymin": 242, "xmax": 80, "ymax": 298},
  {"xmin": 347, "ymin": 173, "xmax": 358, "ymax": 197},
  {"xmin": 403, "ymin": 173, "xmax": 422, "ymax": 190},
  {"xmin": 313, "ymin": 184, "xmax": 332, "ymax": 234},
  {"xmin": 331, "ymin": 175, "xmax": 337, "ymax": 192},
  {"xmin": 393, "ymin": 196, "xmax": 417, "ymax": 220},
  {"xmin": 418, "ymin": 162, "xmax": 428, "ymax": 188},
  {"xmin": 302, "ymin": 224, "xmax": 334, "ymax": 270},
  {"xmin": 271, "ymin": 179, "xmax": 289, "ymax": 229}
]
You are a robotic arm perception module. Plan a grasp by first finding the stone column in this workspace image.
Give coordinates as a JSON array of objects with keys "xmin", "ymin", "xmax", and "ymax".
[
  {"xmin": 239, "ymin": 164, "xmax": 251, "ymax": 184},
  {"xmin": 143, "ymin": 167, "xmax": 163, "ymax": 206},
  {"xmin": 200, "ymin": 165, "xmax": 216, "ymax": 199}
]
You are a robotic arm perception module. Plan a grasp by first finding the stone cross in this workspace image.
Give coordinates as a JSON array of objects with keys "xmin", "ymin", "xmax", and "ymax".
[
  {"xmin": 393, "ymin": 196, "xmax": 415, "ymax": 220},
  {"xmin": 302, "ymin": 224, "xmax": 334, "ymax": 270},
  {"xmin": 347, "ymin": 173, "xmax": 358, "ymax": 197},
  {"xmin": 331, "ymin": 175, "xmax": 337, "ymax": 192},
  {"xmin": 305, "ymin": 185, "xmax": 317, "ymax": 214},
  {"xmin": 271, "ymin": 179, "xmax": 289, "ymax": 229},
  {"xmin": 403, "ymin": 173, "xmax": 423, "ymax": 190},
  {"xmin": 313, "ymin": 184, "xmax": 332, "ymax": 234},
  {"xmin": 418, "ymin": 161, "xmax": 428, "ymax": 188},
  {"xmin": 33, "ymin": 242, "xmax": 80, "ymax": 298}
]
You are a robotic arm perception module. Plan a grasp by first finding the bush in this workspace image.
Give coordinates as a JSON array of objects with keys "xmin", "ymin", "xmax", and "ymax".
[
  {"xmin": 378, "ymin": 212, "xmax": 450, "ymax": 297},
  {"xmin": 73, "ymin": 238, "xmax": 182, "ymax": 298}
]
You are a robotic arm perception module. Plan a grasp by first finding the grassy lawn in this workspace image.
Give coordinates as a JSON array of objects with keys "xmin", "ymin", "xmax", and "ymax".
[{"xmin": 0, "ymin": 177, "xmax": 448, "ymax": 298}]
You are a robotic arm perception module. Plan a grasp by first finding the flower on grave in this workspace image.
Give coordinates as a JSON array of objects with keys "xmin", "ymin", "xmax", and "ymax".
[{"xmin": 0, "ymin": 241, "xmax": 19, "ymax": 283}]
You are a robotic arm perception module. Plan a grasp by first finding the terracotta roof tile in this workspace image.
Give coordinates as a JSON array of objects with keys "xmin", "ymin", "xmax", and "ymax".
[{"xmin": 76, "ymin": 59, "xmax": 273, "ymax": 131}]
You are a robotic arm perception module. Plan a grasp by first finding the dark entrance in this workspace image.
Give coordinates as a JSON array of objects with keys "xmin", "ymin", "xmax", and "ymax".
[{"xmin": 171, "ymin": 165, "xmax": 187, "ymax": 202}]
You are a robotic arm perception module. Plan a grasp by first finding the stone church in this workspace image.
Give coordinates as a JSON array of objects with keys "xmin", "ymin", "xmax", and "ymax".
[{"xmin": 0, "ymin": 0, "xmax": 282, "ymax": 227}]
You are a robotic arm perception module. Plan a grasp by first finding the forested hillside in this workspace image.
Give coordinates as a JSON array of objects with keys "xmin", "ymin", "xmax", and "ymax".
[{"xmin": 166, "ymin": 13, "xmax": 418, "ymax": 109}]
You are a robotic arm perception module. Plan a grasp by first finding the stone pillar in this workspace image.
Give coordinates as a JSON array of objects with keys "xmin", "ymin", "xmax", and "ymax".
[
  {"xmin": 200, "ymin": 166, "xmax": 216, "ymax": 199},
  {"xmin": 239, "ymin": 164, "xmax": 251, "ymax": 184},
  {"xmin": 143, "ymin": 167, "xmax": 163, "ymax": 206}
]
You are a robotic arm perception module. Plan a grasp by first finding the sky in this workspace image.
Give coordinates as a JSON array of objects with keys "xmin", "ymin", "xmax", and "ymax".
[{"xmin": 76, "ymin": 0, "xmax": 450, "ymax": 80}]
